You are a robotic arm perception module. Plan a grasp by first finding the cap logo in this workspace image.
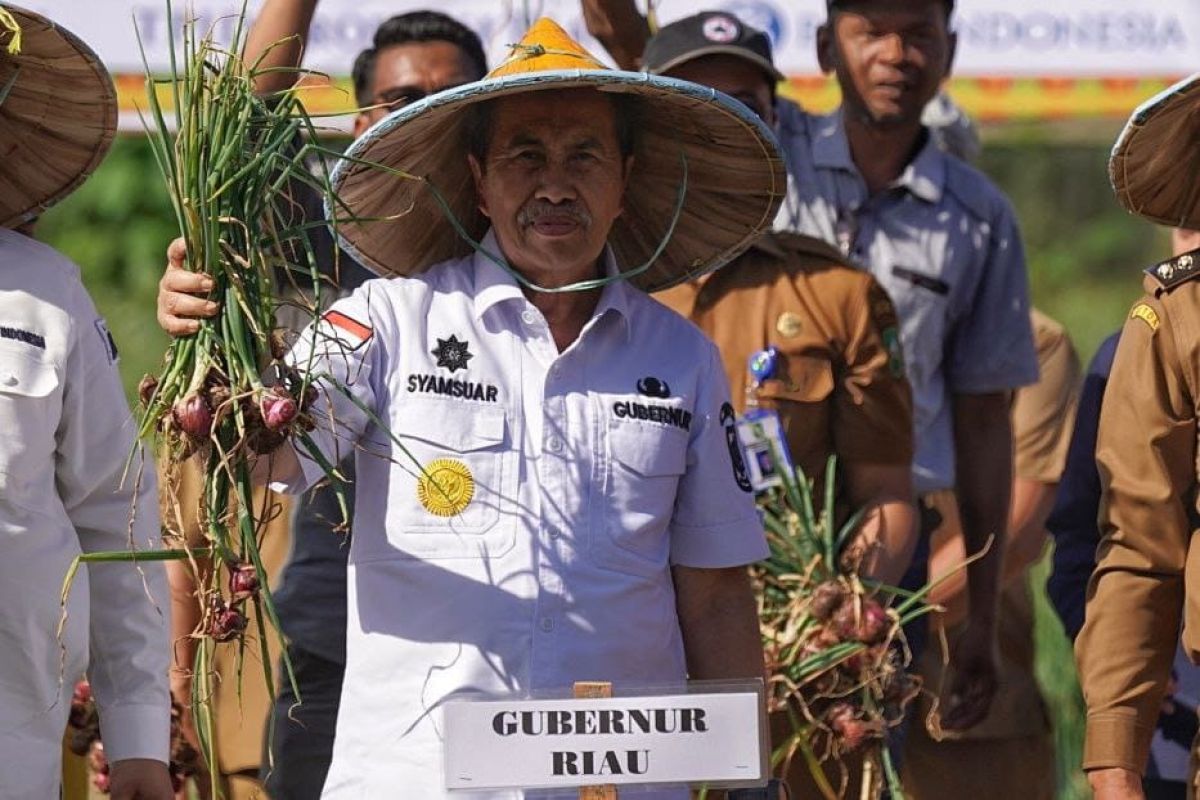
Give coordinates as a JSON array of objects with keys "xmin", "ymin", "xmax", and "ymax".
[{"xmin": 702, "ymin": 15, "xmax": 741, "ymax": 43}]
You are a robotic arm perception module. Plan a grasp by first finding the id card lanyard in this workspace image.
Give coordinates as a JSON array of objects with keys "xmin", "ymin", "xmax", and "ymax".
[{"xmin": 736, "ymin": 347, "xmax": 796, "ymax": 492}]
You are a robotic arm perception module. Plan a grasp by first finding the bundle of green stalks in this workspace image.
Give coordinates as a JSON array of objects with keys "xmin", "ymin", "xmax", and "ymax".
[
  {"xmin": 753, "ymin": 459, "xmax": 939, "ymax": 800},
  {"xmin": 124, "ymin": 0, "xmax": 354, "ymax": 783}
]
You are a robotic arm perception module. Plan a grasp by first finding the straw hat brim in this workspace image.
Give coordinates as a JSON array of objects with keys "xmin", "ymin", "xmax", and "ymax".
[
  {"xmin": 0, "ymin": 5, "xmax": 117, "ymax": 226},
  {"xmin": 328, "ymin": 69, "xmax": 787, "ymax": 293},
  {"xmin": 1109, "ymin": 72, "xmax": 1200, "ymax": 230}
]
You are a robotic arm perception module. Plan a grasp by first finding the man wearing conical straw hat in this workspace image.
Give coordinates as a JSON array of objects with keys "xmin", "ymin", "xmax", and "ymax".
[
  {"xmin": 1072, "ymin": 72, "xmax": 1200, "ymax": 800},
  {"xmin": 162, "ymin": 15, "xmax": 784, "ymax": 799},
  {"xmin": 0, "ymin": 5, "xmax": 172, "ymax": 799}
]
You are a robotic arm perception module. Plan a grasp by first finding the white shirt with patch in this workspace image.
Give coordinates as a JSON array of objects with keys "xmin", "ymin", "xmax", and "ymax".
[
  {"xmin": 0, "ymin": 229, "xmax": 169, "ymax": 796},
  {"xmin": 281, "ymin": 230, "xmax": 766, "ymax": 798}
]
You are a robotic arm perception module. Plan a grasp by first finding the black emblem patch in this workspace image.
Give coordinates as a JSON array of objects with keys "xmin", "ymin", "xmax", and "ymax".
[
  {"xmin": 94, "ymin": 319, "xmax": 118, "ymax": 364},
  {"xmin": 432, "ymin": 335, "xmax": 473, "ymax": 374},
  {"xmin": 0, "ymin": 325, "xmax": 46, "ymax": 350},
  {"xmin": 720, "ymin": 402, "xmax": 753, "ymax": 493},
  {"xmin": 636, "ymin": 376, "xmax": 670, "ymax": 398}
]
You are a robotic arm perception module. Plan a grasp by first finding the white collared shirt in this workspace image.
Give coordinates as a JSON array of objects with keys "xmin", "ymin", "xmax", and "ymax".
[
  {"xmin": 0, "ymin": 229, "xmax": 169, "ymax": 796},
  {"xmin": 283, "ymin": 230, "xmax": 766, "ymax": 798}
]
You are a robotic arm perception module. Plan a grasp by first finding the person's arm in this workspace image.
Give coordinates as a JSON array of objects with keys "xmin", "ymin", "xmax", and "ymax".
[
  {"xmin": 843, "ymin": 463, "xmax": 916, "ymax": 588},
  {"xmin": 1079, "ymin": 292, "xmax": 1194, "ymax": 797},
  {"xmin": 244, "ymin": 0, "xmax": 320, "ymax": 96},
  {"xmin": 939, "ymin": 199, "xmax": 1038, "ymax": 731},
  {"xmin": 934, "ymin": 312, "xmax": 1080, "ymax": 625},
  {"xmin": 581, "ymin": 0, "xmax": 650, "ymax": 70},
  {"xmin": 673, "ymin": 565, "xmax": 765, "ymax": 681},
  {"xmin": 929, "ymin": 475, "xmax": 1055, "ymax": 627},
  {"xmin": 831, "ymin": 277, "xmax": 917, "ymax": 587},
  {"xmin": 940, "ymin": 390, "xmax": 1010, "ymax": 731},
  {"xmin": 56, "ymin": 279, "xmax": 172, "ymax": 796}
]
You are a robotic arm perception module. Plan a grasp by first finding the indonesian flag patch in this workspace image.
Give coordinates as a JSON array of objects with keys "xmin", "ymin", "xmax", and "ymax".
[{"xmin": 318, "ymin": 310, "xmax": 373, "ymax": 352}]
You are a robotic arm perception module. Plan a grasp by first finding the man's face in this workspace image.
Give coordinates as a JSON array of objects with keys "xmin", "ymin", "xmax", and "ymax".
[
  {"xmin": 468, "ymin": 89, "xmax": 632, "ymax": 283},
  {"xmin": 663, "ymin": 55, "xmax": 776, "ymax": 128},
  {"xmin": 354, "ymin": 40, "xmax": 479, "ymax": 136},
  {"xmin": 818, "ymin": 0, "xmax": 955, "ymax": 129}
]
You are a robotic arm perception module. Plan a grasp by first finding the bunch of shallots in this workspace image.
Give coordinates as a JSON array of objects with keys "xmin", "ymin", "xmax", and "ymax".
[{"xmin": 753, "ymin": 459, "xmax": 935, "ymax": 799}]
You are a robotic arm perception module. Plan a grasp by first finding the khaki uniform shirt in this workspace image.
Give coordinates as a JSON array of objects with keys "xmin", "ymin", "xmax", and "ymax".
[
  {"xmin": 1078, "ymin": 249, "xmax": 1200, "ymax": 773},
  {"xmin": 655, "ymin": 230, "xmax": 913, "ymax": 504},
  {"xmin": 917, "ymin": 309, "xmax": 1079, "ymax": 741}
]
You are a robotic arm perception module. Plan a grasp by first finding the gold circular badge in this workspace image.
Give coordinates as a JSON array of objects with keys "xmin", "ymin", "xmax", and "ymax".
[
  {"xmin": 775, "ymin": 312, "xmax": 803, "ymax": 339},
  {"xmin": 417, "ymin": 459, "xmax": 475, "ymax": 517}
]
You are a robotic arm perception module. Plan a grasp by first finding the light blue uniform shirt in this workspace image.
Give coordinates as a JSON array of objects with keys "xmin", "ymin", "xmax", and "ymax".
[
  {"xmin": 280, "ymin": 230, "xmax": 767, "ymax": 798},
  {"xmin": 775, "ymin": 104, "xmax": 1039, "ymax": 494}
]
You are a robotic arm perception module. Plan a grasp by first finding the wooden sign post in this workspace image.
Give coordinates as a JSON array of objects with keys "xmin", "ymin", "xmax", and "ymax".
[{"xmin": 574, "ymin": 682, "xmax": 616, "ymax": 800}]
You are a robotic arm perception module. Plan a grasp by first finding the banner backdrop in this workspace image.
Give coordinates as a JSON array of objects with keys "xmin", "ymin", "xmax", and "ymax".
[{"xmin": 15, "ymin": 0, "xmax": 1198, "ymax": 126}]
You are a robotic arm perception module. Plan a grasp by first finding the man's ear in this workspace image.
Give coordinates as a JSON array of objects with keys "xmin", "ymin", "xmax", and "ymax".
[
  {"xmin": 816, "ymin": 22, "xmax": 836, "ymax": 75},
  {"xmin": 944, "ymin": 30, "xmax": 958, "ymax": 81},
  {"xmin": 468, "ymin": 154, "xmax": 491, "ymax": 218},
  {"xmin": 352, "ymin": 112, "xmax": 371, "ymax": 139}
]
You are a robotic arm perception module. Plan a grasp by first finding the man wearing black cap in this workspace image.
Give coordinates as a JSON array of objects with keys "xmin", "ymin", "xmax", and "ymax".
[{"xmin": 647, "ymin": 11, "xmax": 919, "ymax": 617}]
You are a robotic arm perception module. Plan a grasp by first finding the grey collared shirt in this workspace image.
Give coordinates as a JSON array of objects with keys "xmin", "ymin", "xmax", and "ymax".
[{"xmin": 775, "ymin": 103, "xmax": 1038, "ymax": 493}]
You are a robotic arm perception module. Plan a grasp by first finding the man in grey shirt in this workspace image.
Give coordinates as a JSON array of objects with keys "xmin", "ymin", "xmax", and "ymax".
[{"xmin": 776, "ymin": 0, "xmax": 1038, "ymax": 732}]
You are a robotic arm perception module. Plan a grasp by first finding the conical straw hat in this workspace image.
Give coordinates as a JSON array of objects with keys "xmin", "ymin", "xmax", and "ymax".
[
  {"xmin": 0, "ymin": 4, "xmax": 116, "ymax": 227},
  {"xmin": 329, "ymin": 17, "xmax": 787, "ymax": 293},
  {"xmin": 1110, "ymin": 73, "xmax": 1200, "ymax": 230}
]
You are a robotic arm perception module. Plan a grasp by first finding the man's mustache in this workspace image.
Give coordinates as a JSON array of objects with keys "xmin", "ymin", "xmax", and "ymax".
[{"xmin": 518, "ymin": 202, "xmax": 591, "ymax": 228}]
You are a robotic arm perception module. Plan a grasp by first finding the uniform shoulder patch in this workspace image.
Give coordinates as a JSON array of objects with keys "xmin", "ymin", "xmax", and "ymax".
[
  {"xmin": 1145, "ymin": 249, "xmax": 1200, "ymax": 292},
  {"xmin": 1130, "ymin": 303, "xmax": 1161, "ymax": 332}
]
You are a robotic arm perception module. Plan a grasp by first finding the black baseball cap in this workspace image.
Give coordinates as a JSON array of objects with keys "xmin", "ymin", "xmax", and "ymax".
[{"xmin": 642, "ymin": 12, "xmax": 785, "ymax": 83}]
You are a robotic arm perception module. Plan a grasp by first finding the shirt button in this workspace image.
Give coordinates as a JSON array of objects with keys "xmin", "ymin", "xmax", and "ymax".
[
  {"xmin": 540, "ymin": 617, "xmax": 554, "ymax": 632},
  {"xmin": 521, "ymin": 310, "xmax": 538, "ymax": 325},
  {"xmin": 548, "ymin": 527, "xmax": 560, "ymax": 539},
  {"xmin": 546, "ymin": 436, "xmax": 563, "ymax": 454},
  {"xmin": 1, "ymin": 373, "xmax": 16, "ymax": 387}
]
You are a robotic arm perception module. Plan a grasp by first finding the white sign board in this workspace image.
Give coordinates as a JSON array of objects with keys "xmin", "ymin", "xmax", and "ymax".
[
  {"xmin": 442, "ymin": 690, "xmax": 765, "ymax": 791},
  {"xmin": 14, "ymin": 0, "xmax": 1200, "ymax": 78}
]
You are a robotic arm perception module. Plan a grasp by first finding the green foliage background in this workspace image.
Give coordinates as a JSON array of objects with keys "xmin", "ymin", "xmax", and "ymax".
[{"xmin": 39, "ymin": 124, "xmax": 1168, "ymax": 800}]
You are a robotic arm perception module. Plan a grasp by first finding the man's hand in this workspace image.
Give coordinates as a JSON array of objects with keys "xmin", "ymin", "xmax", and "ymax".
[
  {"xmin": 940, "ymin": 620, "xmax": 999, "ymax": 731},
  {"xmin": 1088, "ymin": 767, "xmax": 1144, "ymax": 800},
  {"xmin": 109, "ymin": 758, "xmax": 174, "ymax": 800},
  {"xmin": 157, "ymin": 238, "xmax": 218, "ymax": 336}
]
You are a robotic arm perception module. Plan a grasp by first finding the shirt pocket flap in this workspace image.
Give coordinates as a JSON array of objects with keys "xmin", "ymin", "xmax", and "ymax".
[
  {"xmin": 608, "ymin": 421, "xmax": 688, "ymax": 477},
  {"xmin": 392, "ymin": 400, "xmax": 506, "ymax": 453},
  {"xmin": 0, "ymin": 352, "xmax": 59, "ymax": 398}
]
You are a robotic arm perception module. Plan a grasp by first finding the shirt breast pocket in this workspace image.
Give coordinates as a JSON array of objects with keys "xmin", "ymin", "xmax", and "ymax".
[
  {"xmin": 0, "ymin": 351, "xmax": 61, "ymax": 514},
  {"xmin": 596, "ymin": 414, "xmax": 690, "ymax": 576},
  {"xmin": 377, "ymin": 398, "xmax": 515, "ymax": 559}
]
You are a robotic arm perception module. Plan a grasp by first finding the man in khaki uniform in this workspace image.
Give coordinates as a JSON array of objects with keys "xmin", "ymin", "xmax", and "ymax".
[
  {"xmin": 1076, "ymin": 73, "xmax": 1200, "ymax": 800},
  {"xmin": 642, "ymin": 16, "xmax": 917, "ymax": 798},
  {"xmin": 647, "ymin": 13, "xmax": 918, "ymax": 589},
  {"xmin": 904, "ymin": 308, "xmax": 1079, "ymax": 798}
]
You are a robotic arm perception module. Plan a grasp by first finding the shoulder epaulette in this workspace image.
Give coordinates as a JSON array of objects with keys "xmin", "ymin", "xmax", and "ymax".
[{"xmin": 1145, "ymin": 248, "xmax": 1200, "ymax": 291}]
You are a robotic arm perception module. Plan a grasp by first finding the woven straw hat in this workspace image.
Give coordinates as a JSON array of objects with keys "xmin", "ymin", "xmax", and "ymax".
[
  {"xmin": 328, "ymin": 17, "xmax": 787, "ymax": 293},
  {"xmin": 1109, "ymin": 72, "xmax": 1200, "ymax": 230},
  {"xmin": 0, "ymin": 4, "xmax": 117, "ymax": 227}
]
